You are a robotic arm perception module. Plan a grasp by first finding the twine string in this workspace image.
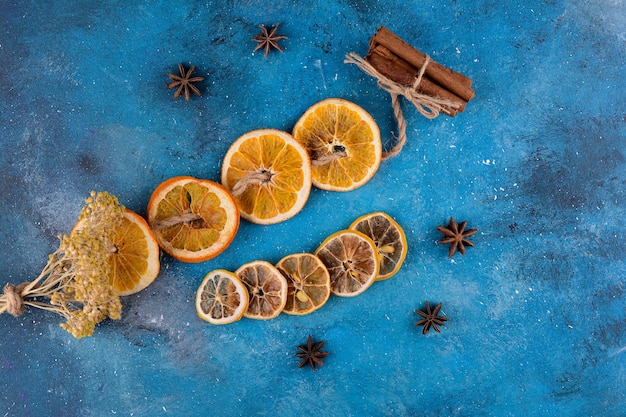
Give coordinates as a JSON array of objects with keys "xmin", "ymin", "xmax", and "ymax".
[
  {"xmin": 344, "ymin": 52, "xmax": 461, "ymax": 159},
  {"xmin": 311, "ymin": 151, "xmax": 347, "ymax": 167},
  {"xmin": 152, "ymin": 212, "xmax": 204, "ymax": 230},
  {"xmin": 231, "ymin": 170, "xmax": 274, "ymax": 197}
]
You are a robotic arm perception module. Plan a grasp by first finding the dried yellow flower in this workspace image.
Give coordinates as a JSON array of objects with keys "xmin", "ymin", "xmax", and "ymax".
[{"xmin": 0, "ymin": 191, "xmax": 125, "ymax": 338}]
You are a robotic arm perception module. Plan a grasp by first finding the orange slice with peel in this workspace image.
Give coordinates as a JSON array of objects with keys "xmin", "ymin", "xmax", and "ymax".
[
  {"xmin": 293, "ymin": 98, "xmax": 382, "ymax": 192},
  {"xmin": 73, "ymin": 209, "xmax": 161, "ymax": 296},
  {"xmin": 314, "ymin": 229, "xmax": 380, "ymax": 297},
  {"xmin": 236, "ymin": 260, "xmax": 288, "ymax": 320},
  {"xmin": 147, "ymin": 176, "xmax": 240, "ymax": 263},
  {"xmin": 196, "ymin": 269, "xmax": 249, "ymax": 325},
  {"xmin": 221, "ymin": 129, "xmax": 312, "ymax": 225},
  {"xmin": 275, "ymin": 253, "xmax": 331, "ymax": 315},
  {"xmin": 349, "ymin": 212, "xmax": 407, "ymax": 280}
]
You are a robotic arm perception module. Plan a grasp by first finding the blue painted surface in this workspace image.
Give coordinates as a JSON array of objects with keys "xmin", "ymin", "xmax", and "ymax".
[{"xmin": 1, "ymin": 1, "xmax": 625, "ymax": 416}]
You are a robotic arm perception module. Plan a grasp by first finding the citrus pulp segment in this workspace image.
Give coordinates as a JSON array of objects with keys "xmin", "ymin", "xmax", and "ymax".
[
  {"xmin": 196, "ymin": 269, "xmax": 249, "ymax": 325},
  {"xmin": 146, "ymin": 176, "xmax": 240, "ymax": 263},
  {"xmin": 221, "ymin": 129, "xmax": 312, "ymax": 225},
  {"xmin": 292, "ymin": 98, "xmax": 382, "ymax": 192},
  {"xmin": 314, "ymin": 229, "xmax": 380, "ymax": 297},
  {"xmin": 349, "ymin": 212, "xmax": 407, "ymax": 280},
  {"xmin": 235, "ymin": 260, "xmax": 288, "ymax": 320},
  {"xmin": 275, "ymin": 253, "xmax": 331, "ymax": 315}
]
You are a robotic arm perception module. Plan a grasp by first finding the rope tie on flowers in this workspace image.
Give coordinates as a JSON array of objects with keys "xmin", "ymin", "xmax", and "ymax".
[
  {"xmin": 344, "ymin": 52, "xmax": 462, "ymax": 160},
  {"xmin": 3, "ymin": 282, "xmax": 29, "ymax": 317}
]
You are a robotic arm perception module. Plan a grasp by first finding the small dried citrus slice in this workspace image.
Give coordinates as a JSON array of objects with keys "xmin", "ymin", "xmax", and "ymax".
[
  {"xmin": 73, "ymin": 209, "xmax": 161, "ymax": 296},
  {"xmin": 314, "ymin": 229, "xmax": 380, "ymax": 297},
  {"xmin": 350, "ymin": 212, "xmax": 407, "ymax": 280},
  {"xmin": 275, "ymin": 253, "xmax": 331, "ymax": 315},
  {"xmin": 196, "ymin": 269, "xmax": 249, "ymax": 325},
  {"xmin": 292, "ymin": 98, "xmax": 382, "ymax": 192},
  {"xmin": 221, "ymin": 129, "xmax": 312, "ymax": 225},
  {"xmin": 147, "ymin": 176, "xmax": 240, "ymax": 263},
  {"xmin": 236, "ymin": 260, "xmax": 288, "ymax": 320}
]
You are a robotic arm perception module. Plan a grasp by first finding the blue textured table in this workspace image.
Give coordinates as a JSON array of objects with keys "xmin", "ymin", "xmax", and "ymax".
[{"xmin": 1, "ymin": 1, "xmax": 625, "ymax": 416}]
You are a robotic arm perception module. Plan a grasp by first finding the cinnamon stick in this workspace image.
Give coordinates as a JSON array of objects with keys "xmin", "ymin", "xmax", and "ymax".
[
  {"xmin": 367, "ymin": 45, "xmax": 464, "ymax": 115},
  {"xmin": 369, "ymin": 26, "xmax": 475, "ymax": 102}
]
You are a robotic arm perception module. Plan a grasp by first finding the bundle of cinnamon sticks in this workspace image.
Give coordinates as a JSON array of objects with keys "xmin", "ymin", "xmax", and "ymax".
[{"xmin": 366, "ymin": 26, "xmax": 474, "ymax": 117}]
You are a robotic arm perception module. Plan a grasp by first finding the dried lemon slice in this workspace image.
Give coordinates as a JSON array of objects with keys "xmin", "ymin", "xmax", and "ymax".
[
  {"xmin": 196, "ymin": 269, "xmax": 249, "ymax": 325},
  {"xmin": 350, "ymin": 212, "xmax": 407, "ymax": 280},
  {"xmin": 236, "ymin": 260, "xmax": 288, "ymax": 320},
  {"xmin": 314, "ymin": 229, "xmax": 379, "ymax": 297},
  {"xmin": 275, "ymin": 253, "xmax": 331, "ymax": 315}
]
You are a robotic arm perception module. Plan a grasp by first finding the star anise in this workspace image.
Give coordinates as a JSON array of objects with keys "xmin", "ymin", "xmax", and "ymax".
[
  {"xmin": 415, "ymin": 301, "xmax": 449, "ymax": 335},
  {"xmin": 296, "ymin": 335, "xmax": 328, "ymax": 370},
  {"xmin": 166, "ymin": 63, "xmax": 205, "ymax": 101},
  {"xmin": 252, "ymin": 23, "xmax": 287, "ymax": 58},
  {"xmin": 437, "ymin": 217, "xmax": 477, "ymax": 257}
]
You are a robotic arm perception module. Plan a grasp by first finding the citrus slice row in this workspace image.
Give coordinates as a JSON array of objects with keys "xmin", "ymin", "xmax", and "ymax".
[
  {"xmin": 275, "ymin": 253, "xmax": 331, "ymax": 315},
  {"xmin": 293, "ymin": 98, "xmax": 382, "ymax": 192},
  {"xmin": 236, "ymin": 260, "xmax": 288, "ymax": 320},
  {"xmin": 196, "ymin": 269, "xmax": 249, "ymax": 325},
  {"xmin": 314, "ymin": 229, "xmax": 380, "ymax": 297},
  {"xmin": 221, "ymin": 129, "xmax": 312, "ymax": 225},
  {"xmin": 147, "ymin": 176, "xmax": 240, "ymax": 263},
  {"xmin": 350, "ymin": 212, "xmax": 407, "ymax": 280}
]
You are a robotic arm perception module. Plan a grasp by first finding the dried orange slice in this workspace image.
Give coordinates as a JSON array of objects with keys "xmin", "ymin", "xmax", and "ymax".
[
  {"xmin": 221, "ymin": 129, "xmax": 312, "ymax": 225},
  {"xmin": 195, "ymin": 269, "xmax": 249, "ymax": 325},
  {"xmin": 73, "ymin": 209, "xmax": 161, "ymax": 296},
  {"xmin": 275, "ymin": 253, "xmax": 331, "ymax": 315},
  {"xmin": 292, "ymin": 98, "xmax": 382, "ymax": 192},
  {"xmin": 236, "ymin": 260, "xmax": 288, "ymax": 320},
  {"xmin": 350, "ymin": 212, "xmax": 407, "ymax": 280},
  {"xmin": 147, "ymin": 176, "xmax": 240, "ymax": 263},
  {"xmin": 314, "ymin": 229, "xmax": 380, "ymax": 297}
]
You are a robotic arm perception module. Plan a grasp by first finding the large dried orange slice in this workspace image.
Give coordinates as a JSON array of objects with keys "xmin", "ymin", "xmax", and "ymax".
[
  {"xmin": 221, "ymin": 129, "xmax": 312, "ymax": 225},
  {"xmin": 314, "ymin": 229, "xmax": 380, "ymax": 297},
  {"xmin": 292, "ymin": 98, "xmax": 382, "ymax": 192},
  {"xmin": 236, "ymin": 260, "xmax": 288, "ymax": 320},
  {"xmin": 147, "ymin": 176, "xmax": 240, "ymax": 263},
  {"xmin": 275, "ymin": 253, "xmax": 331, "ymax": 315},
  {"xmin": 195, "ymin": 269, "xmax": 249, "ymax": 325},
  {"xmin": 73, "ymin": 208, "xmax": 161, "ymax": 296},
  {"xmin": 350, "ymin": 212, "xmax": 407, "ymax": 280}
]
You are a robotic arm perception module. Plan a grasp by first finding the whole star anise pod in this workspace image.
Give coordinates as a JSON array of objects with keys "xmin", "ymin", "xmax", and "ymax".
[
  {"xmin": 415, "ymin": 301, "xmax": 449, "ymax": 335},
  {"xmin": 166, "ymin": 63, "xmax": 205, "ymax": 101},
  {"xmin": 252, "ymin": 23, "xmax": 287, "ymax": 59},
  {"xmin": 296, "ymin": 335, "xmax": 328, "ymax": 370},
  {"xmin": 437, "ymin": 217, "xmax": 477, "ymax": 257}
]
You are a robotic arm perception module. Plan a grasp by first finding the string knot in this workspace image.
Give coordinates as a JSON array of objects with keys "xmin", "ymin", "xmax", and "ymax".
[
  {"xmin": 344, "ymin": 52, "xmax": 461, "ymax": 159},
  {"xmin": 3, "ymin": 283, "xmax": 29, "ymax": 317}
]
